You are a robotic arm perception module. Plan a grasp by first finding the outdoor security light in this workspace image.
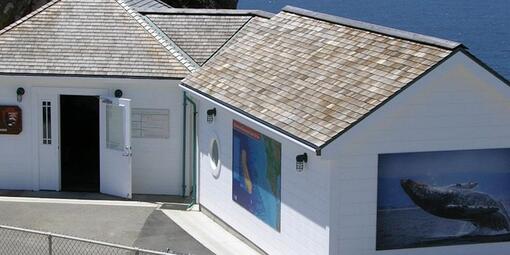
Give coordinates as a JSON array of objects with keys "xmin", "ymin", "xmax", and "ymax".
[
  {"xmin": 114, "ymin": 89, "xmax": 123, "ymax": 98},
  {"xmin": 207, "ymin": 108, "xmax": 216, "ymax": 123},
  {"xmin": 296, "ymin": 153, "xmax": 308, "ymax": 172},
  {"xmin": 16, "ymin": 87, "xmax": 25, "ymax": 102}
]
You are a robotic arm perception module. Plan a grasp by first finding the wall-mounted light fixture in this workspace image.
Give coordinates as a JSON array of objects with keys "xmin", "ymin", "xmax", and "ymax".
[
  {"xmin": 114, "ymin": 89, "xmax": 123, "ymax": 98},
  {"xmin": 206, "ymin": 108, "xmax": 216, "ymax": 123},
  {"xmin": 296, "ymin": 153, "xmax": 308, "ymax": 172},
  {"xmin": 16, "ymin": 87, "xmax": 25, "ymax": 103}
]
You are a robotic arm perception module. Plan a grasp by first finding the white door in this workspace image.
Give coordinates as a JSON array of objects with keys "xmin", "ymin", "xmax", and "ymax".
[
  {"xmin": 99, "ymin": 97, "xmax": 132, "ymax": 198},
  {"xmin": 37, "ymin": 94, "xmax": 60, "ymax": 190}
]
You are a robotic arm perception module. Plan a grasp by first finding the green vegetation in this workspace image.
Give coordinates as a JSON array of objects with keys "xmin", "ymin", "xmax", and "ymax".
[
  {"xmin": 0, "ymin": 0, "xmax": 49, "ymax": 30},
  {"xmin": 264, "ymin": 137, "xmax": 281, "ymax": 197}
]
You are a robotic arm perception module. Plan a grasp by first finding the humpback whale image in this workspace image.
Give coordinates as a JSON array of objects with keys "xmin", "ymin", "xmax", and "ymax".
[{"xmin": 401, "ymin": 179, "xmax": 510, "ymax": 234}]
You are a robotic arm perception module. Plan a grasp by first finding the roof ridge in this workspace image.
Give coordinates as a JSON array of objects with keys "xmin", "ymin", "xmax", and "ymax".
[
  {"xmin": 138, "ymin": 8, "xmax": 274, "ymax": 19},
  {"xmin": 0, "ymin": 0, "xmax": 62, "ymax": 36},
  {"xmin": 142, "ymin": 15, "xmax": 200, "ymax": 67},
  {"xmin": 115, "ymin": 0, "xmax": 199, "ymax": 72},
  {"xmin": 282, "ymin": 5, "xmax": 463, "ymax": 50},
  {"xmin": 152, "ymin": 0, "xmax": 173, "ymax": 8}
]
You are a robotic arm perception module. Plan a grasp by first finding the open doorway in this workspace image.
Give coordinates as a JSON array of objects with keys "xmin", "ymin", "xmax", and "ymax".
[{"xmin": 60, "ymin": 95, "xmax": 100, "ymax": 192}]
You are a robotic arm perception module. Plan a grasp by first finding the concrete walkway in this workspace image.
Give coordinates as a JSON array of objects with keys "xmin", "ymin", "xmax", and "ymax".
[
  {"xmin": 163, "ymin": 209, "xmax": 262, "ymax": 255},
  {"xmin": 0, "ymin": 192, "xmax": 261, "ymax": 255},
  {"xmin": 0, "ymin": 195, "xmax": 212, "ymax": 255},
  {"xmin": 133, "ymin": 210, "xmax": 213, "ymax": 255}
]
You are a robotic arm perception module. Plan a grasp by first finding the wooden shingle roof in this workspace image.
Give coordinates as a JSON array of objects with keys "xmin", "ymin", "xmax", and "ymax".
[
  {"xmin": 143, "ymin": 9, "xmax": 273, "ymax": 65},
  {"xmin": 182, "ymin": 6, "xmax": 463, "ymax": 150},
  {"xmin": 0, "ymin": 0, "xmax": 194, "ymax": 78},
  {"xmin": 124, "ymin": 0, "xmax": 172, "ymax": 10}
]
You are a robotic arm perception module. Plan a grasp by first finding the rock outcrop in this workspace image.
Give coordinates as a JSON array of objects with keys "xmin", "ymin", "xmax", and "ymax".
[{"xmin": 1, "ymin": 0, "xmax": 50, "ymax": 29}]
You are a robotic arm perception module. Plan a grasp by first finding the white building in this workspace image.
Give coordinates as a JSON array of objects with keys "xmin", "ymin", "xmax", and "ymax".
[
  {"xmin": 0, "ymin": 0, "xmax": 271, "ymax": 197},
  {"xmin": 181, "ymin": 6, "xmax": 510, "ymax": 255}
]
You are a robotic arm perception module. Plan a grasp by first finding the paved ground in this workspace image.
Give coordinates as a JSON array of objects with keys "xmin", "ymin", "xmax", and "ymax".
[
  {"xmin": 0, "ymin": 190, "xmax": 189, "ymax": 203},
  {"xmin": 0, "ymin": 198, "xmax": 213, "ymax": 255},
  {"xmin": 163, "ymin": 209, "xmax": 262, "ymax": 255}
]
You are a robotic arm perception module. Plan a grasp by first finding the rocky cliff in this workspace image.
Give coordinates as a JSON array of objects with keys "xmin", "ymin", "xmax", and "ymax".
[{"xmin": 0, "ymin": 0, "xmax": 50, "ymax": 29}]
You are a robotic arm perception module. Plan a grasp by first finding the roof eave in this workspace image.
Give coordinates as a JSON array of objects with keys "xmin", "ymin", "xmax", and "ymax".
[
  {"xmin": 180, "ymin": 82, "xmax": 322, "ymax": 154},
  {"xmin": 138, "ymin": 8, "xmax": 275, "ymax": 19},
  {"xmin": 0, "ymin": 72, "xmax": 187, "ymax": 80}
]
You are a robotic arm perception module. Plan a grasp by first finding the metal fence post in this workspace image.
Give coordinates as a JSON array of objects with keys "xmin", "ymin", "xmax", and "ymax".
[
  {"xmin": 48, "ymin": 233, "xmax": 53, "ymax": 255},
  {"xmin": 135, "ymin": 248, "xmax": 140, "ymax": 255}
]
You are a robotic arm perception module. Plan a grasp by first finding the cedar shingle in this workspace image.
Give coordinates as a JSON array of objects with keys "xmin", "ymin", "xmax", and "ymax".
[
  {"xmin": 183, "ymin": 11, "xmax": 455, "ymax": 147},
  {"xmin": 124, "ymin": 0, "xmax": 171, "ymax": 10},
  {"xmin": 0, "ymin": 0, "xmax": 190, "ymax": 78},
  {"xmin": 146, "ymin": 14, "xmax": 251, "ymax": 65}
]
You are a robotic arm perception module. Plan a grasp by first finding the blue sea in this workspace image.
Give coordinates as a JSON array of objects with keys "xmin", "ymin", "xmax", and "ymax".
[
  {"xmin": 239, "ymin": 0, "xmax": 509, "ymax": 80},
  {"xmin": 377, "ymin": 205, "xmax": 510, "ymax": 250}
]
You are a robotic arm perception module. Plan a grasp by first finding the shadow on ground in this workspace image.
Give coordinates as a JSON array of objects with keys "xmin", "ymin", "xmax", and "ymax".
[
  {"xmin": 0, "ymin": 191, "xmax": 212, "ymax": 255},
  {"xmin": 134, "ymin": 210, "xmax": 213, "ymax": 255}
]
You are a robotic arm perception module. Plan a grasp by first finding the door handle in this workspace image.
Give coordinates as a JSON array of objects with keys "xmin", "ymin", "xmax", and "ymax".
[{"xmin": 122, "ymin": 146, "xmax": 132, "ymax": 157}]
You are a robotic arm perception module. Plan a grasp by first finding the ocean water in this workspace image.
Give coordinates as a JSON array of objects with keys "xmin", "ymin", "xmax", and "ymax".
[
  {"xmin": 377, "ymin": 205, "xmax": 510, "ymax": 250},
  {"xmin": 239, "ymin": 0, "xmax": 509, "ymax": 80}
]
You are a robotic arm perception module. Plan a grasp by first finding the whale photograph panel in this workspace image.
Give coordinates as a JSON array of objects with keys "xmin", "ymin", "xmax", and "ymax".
[{"xmin": 376, "ymin": 148, "xmax": 510, "ymax": 250}]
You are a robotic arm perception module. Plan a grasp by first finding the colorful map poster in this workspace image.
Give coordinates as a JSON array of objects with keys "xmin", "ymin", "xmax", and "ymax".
[{"xmin": 232, "ymin": 120, "xmax": 281, "ymax": 230}]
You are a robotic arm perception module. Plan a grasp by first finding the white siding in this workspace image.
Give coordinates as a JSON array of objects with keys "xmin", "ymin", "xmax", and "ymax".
[
  {"xmin": 325, "ymin": 52, "xmax": 510, "ymax": 255},
  {"xmin": 0, "ymin": 82, "xmax": 33, "ymax": 190},
  {"xmin": 191, "ymin": 96, "xmax": 331, "ymax": 255},
  {"xmin": 0, "ymin": 75, "xmax": 184, "ymax": 195}
]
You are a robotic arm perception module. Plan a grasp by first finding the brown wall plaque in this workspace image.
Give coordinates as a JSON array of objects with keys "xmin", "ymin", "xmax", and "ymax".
[{"xmin": 0, "ymin": 106, "xmax": 22, "ymax": 135}]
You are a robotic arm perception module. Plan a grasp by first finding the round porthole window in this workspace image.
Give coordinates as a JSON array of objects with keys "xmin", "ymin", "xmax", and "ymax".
[{"xmin": 209, "ymin": 137, "xmax": 221, "ymax": 178}]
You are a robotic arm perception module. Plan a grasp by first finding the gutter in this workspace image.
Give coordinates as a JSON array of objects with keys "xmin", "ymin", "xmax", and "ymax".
[{"xmin": 181, "ymin": 92, "xmax": 198, "ymax": 204}]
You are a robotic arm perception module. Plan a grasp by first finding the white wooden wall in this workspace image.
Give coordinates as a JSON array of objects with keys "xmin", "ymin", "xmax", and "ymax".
[
  {"xmin": 191, "ymin": 94, "xmax": 331, "ymax": 255},
  {"xmin": 324, "ymin": 52, "xmax": 510, "ymax": 255},
  {"xmin": 0, "ymin": 81, "xmax": 32, "ymax": 190},
  {"xmin": 0, "ymin": 75, "xmax": 184, "ymax": 195}
]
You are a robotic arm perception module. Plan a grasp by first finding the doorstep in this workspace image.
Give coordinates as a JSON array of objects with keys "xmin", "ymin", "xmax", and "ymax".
[{"xmin": 0, "ymin": 190, "xmax": 192, "ymax": 208}]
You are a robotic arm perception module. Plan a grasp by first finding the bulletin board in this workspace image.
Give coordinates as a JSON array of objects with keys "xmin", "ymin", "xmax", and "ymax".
[{"xmin": 0, "ymin": 106, "xmax": 22, "ymax": 135}]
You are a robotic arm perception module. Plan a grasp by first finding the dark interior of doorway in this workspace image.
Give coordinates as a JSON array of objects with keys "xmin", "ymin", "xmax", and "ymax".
[{"xmin": 60, "ymin": 95, "xmax": 100, "ymax": 192}]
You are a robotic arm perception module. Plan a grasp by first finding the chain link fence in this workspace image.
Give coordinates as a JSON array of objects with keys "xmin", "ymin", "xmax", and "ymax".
[{"xmin": 0, "ymin": 225, "xmax": 177, "ymax": 255}]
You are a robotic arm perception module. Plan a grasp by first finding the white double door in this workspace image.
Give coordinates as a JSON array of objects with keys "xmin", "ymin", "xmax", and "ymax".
[{"xmin": 35, "ymin": 88, "xmax": 132, "ymax": 198}]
